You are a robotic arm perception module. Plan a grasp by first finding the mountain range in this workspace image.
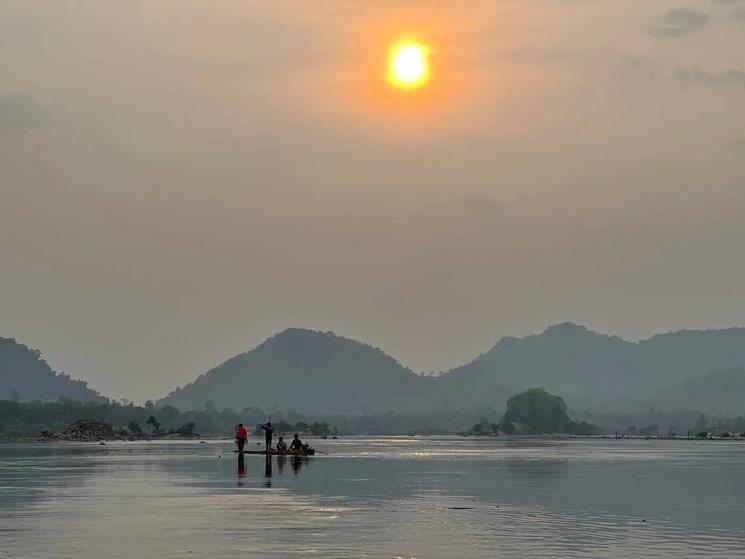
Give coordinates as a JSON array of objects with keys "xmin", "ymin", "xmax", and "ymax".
[
  {"xmin": 438, "ymin": 323, "xmax": 745, "ymax": 411},
  {"xmin": 4, "ymin": 324, "xmax": 745, "ymax": 414},
  {"xmin": 160, "ymin": 323, "xmax": 745, "ymax": 413}
]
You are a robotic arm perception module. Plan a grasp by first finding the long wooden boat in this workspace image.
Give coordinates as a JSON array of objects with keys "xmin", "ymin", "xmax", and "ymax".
[{"xmin": 233, "ymin": 448, "xmax": 315, "ymax": 456}]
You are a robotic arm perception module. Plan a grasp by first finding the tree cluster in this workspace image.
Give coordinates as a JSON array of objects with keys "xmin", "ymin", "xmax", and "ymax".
[{"xmin": 501, "ymin": 388, "xmax": 602, "ymax": 435}]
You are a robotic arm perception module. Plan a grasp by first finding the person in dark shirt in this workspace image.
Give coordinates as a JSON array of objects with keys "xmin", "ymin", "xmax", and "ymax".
[
  {"xmin": 260, "ymin": 421, "xmax": 274, "ymax": 452},
  {"xmin": 289, "ymin": 433, "xmax": 303, "ymax": 452},
  {"xmin": 235, "ymin": 423, "xmax": 248, "ymax": 453}
]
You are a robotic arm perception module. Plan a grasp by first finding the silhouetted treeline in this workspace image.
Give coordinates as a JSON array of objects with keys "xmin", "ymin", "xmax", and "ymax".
[
  {"xmin": 0, "ymin": 399, "xmax": 264, "ymax": 439},
  {"xmin": 0, "ymin": 399, "xmax": 494, "ymax": 439},
  {"xmin": 4, "ymin": 397, "xmax": 741, "ymax": 440},
  {"xmin": 575, "ymin": 408, "xmax": 745, "ymax": 437}
]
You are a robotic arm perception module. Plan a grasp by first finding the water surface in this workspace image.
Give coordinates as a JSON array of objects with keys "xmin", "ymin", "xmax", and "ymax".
[{"xmin": 1, "ymin": 437, "xmax": 744, "ymax": 557}]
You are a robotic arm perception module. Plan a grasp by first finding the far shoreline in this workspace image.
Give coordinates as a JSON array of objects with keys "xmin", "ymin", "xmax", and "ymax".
[{"xmin": 2, "ymin": 434, "xmax": 744, "ymax": 444}]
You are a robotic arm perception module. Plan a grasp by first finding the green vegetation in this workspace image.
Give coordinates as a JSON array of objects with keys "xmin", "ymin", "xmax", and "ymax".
[
  {"xmin": 500, "ymin": 421, "xmax": 516, "ymax": 435},
  {"xmin": 0, "ymin": 399, "xmax": 490, "ymax": 439},
  {"xmin": 464, "ymin": 389, "xmax": 603, "ymax": 435},
  {"xmin": 594, "ymin": 411, "xmax": 745, "ymax": 438},
  {"xmin": 0, "ymin": 399, "xmax": 257, "ymax": 440},
  {"xmin": 503, "ymin": 388, "xmax": 570, "ymax": 434},
  {"xmin": 146, "ymin": 415, "xmax": 161, "ymax": 436},
  {"xmin": 502, "ymin": 388, "xmax": 602, "ymax": 435},
  {"xmin": 2, "ymin": 396, "xmax": 743, "ymax": 439},
  {"xmin": 127, "ymin": 420, "xmax": 143, "ymax": 436},
  {"xmin": 467, "ymin": 418, "xmax": 500, "ymax": 435},
  {"xmin": 176, "ymin": 422, "xmax": 196, "ymax": 437}
]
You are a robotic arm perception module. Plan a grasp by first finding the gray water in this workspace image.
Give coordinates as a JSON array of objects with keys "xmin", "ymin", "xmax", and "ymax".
[{"xmin": 1, "ymin": 437, "xmax": 744, "ymax": 558}]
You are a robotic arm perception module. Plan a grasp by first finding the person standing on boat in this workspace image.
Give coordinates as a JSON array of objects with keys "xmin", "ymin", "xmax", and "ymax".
[
  {"xmin": 235, "ymin": 423, "xmax": 248, "ymax": 453},
  {"xmin": 260, "ymin": 421, "xmax": 274, "ymax": 453}
]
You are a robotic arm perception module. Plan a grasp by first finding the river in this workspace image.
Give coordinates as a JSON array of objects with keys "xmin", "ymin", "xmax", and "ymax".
[{"xmin": 1, "ymin": 437, "xmax": 744, "ymax": 558}]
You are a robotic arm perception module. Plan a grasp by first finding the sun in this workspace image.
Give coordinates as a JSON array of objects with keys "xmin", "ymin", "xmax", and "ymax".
[{"xmin": 387, "ymin": 41, "xmax": 431, "ymax": 90}]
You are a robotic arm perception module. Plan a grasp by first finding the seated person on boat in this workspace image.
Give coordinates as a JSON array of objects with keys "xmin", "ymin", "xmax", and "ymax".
[
  {"xmin": 290, "ymin": 433, "xmax": 311, "ymax": 454},
  {"xmin": 276, "ymin": 436, "xmax": 288, "ymax": 453},
  {"xmin": 289, "ymin": 434, "xmax": 304, "ymax": 452}
]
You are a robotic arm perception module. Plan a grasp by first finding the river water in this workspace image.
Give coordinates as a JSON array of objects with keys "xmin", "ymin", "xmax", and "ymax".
[{"xmin": 1, "ymin": 437, "xmax": 744, "ymax": 558}]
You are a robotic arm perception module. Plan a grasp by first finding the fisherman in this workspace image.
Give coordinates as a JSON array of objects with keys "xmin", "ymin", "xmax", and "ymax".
[
  {"xmin": 260, "ymin": 421, "xmax": 274, "ymax": 453},
  {"xmin": 276, "ymin": 436, "xmax": 288, "ymax": 453},
  {"xmin": 235, "ymin": 423, "xmax": 248, "ymax": 453},
  {"xmin": 289, "ymin": 433, "xmax": 303, "ymax": 452}
]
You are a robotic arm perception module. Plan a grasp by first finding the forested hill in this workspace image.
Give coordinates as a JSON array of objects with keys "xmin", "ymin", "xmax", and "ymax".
[
  {"xmin": 438, "ymin": 323, "xmax": 745, "ymax": 410},
  {"xmin": 159, "ymin": 328, "xmax": 439, "ymax": 413},
  {"xmin": 159, "ymin": 324, "xmax": 745, "ymax": 413},
  {"xmin": 7, "ymin": 323, "xmax": 744, "ymax": 414},
  {"xmin": 0, "ymin": 337, "xmax": 102, "ymax": 403}
]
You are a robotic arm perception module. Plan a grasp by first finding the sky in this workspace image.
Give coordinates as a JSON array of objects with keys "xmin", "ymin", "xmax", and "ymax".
[{"xmin": 2, "ymin": 0, "xmax": 745, "ymax": 402}]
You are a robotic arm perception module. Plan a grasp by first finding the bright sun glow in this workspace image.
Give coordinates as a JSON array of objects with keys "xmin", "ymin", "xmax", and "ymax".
[{"xmin": 387, "ymin": 41, "xmax": 431, "ymax": 90}]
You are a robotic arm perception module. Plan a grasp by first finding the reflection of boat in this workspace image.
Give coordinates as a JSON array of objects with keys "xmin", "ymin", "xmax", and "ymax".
[{"xmin": 233, "ymin": 448, "xmax": 316, "ymax": 456}]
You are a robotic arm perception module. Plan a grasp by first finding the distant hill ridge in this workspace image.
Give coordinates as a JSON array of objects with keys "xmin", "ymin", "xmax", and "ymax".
[
  {"xmin": 4, "ymin": 323, "xmax": 745, "ymax": 414},
  {"xmin": 161, "ymin": 322, "xmax": 745, "ymax": 413},
  {"xmin": 439, "ymin": 322, "xmax": 745, "ymax": 410},
  {"xmin": 159, "ymin": 328, "xmax": 439, "ymax": 413},
  {"xmin": 0, "ymin": 336, "xmax": 101, "ymax": 403}
]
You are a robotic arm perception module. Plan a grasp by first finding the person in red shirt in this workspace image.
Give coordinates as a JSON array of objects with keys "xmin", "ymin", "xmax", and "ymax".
[{"xmin": 235, "ymin": 423, "xmax": 248, "ymax": 453}]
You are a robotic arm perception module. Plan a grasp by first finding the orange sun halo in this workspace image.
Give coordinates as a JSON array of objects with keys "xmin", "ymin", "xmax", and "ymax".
[{"xmin": 386, "ymin": 41, "xmax": 431, "ymax": 91}]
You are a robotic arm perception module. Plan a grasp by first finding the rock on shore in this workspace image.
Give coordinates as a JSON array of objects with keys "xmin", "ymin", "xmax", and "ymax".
[{"xmin": 40, "ymin": 419, "xmax": 115, "ymax": 441}]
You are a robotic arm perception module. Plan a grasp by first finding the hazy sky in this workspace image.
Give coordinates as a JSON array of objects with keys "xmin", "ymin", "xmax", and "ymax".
[{"xmin": 2, "ymin": 1, "xmax": 744, "ymax": 401}]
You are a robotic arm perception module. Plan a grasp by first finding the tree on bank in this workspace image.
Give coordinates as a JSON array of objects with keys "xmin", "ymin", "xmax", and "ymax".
[
  {"xmin": 146, "ymin": 415, "xmax": 161, "ymax": 436},
  {"xmin": 127, "ymin": 420, "xmax": 143, "ymax": 436},
  {"xmin": 504, "ymin": 388, "xmax": 569, "ymax": 435},
  {"xmin": 468, "ymin": 417, "xmax": 500, "ymax": 435},
  {"xmin": 502, "ymin": 388, "xmax": 603, "ymax": 435},
  {"xmin": 175, "ymin": 422, "xmax": 196, "ymax": 437},
  {"xmin": 503, "ymin": 388, "xmax": 570, "ymax": 434}
]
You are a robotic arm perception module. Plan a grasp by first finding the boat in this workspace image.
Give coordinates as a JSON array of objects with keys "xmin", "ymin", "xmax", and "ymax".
[{"xmin": 233, "ymin": 448, "xmax": 316, "ymax": 456}]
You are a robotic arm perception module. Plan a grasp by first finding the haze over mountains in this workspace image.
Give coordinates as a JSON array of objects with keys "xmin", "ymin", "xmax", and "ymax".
[{"xmin": 3, "ymin": 324, "xmax": 745, "ymax": 414}]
